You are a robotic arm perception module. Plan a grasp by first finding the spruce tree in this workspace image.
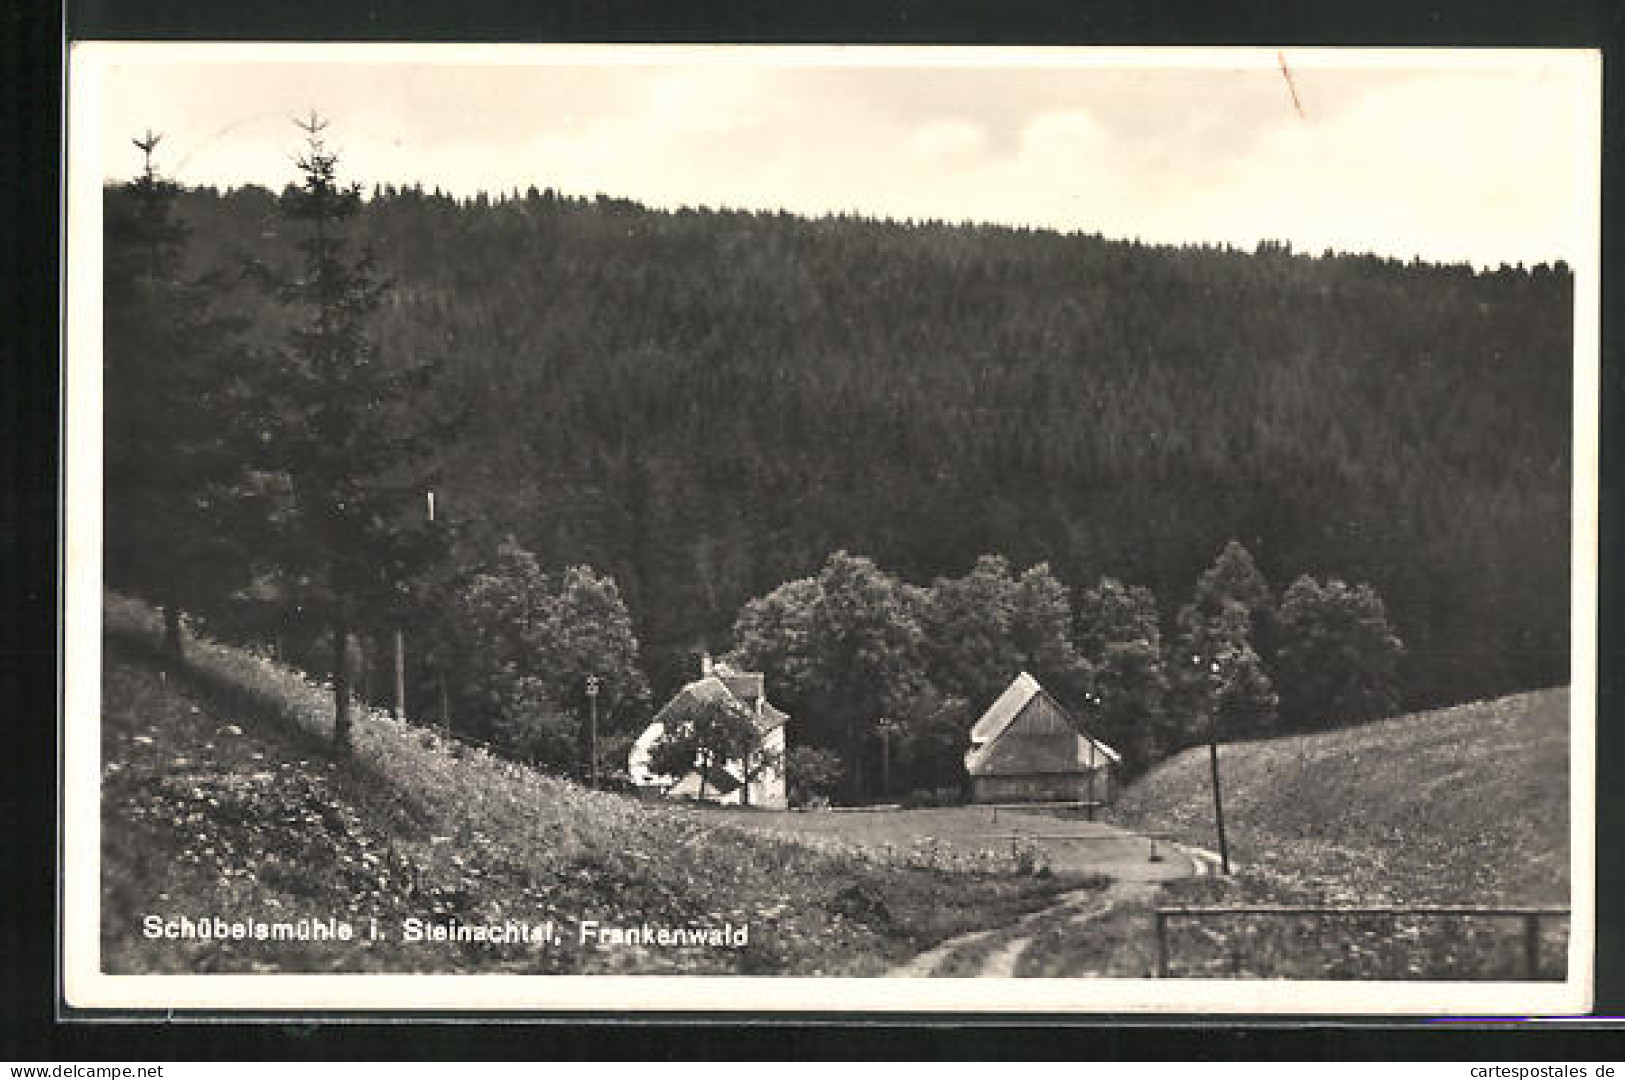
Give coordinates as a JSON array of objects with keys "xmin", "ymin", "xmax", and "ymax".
[
  {"xmin": 243, "ymin": 113, "xmax": 443, "ymax": 748},
  {"xmin": 103, "ymin": 131, "xmax": 248, "ymax": 660}
]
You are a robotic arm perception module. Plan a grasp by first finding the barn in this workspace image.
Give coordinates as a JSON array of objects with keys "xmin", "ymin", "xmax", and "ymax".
[
  {"xmin": 628, "ymin": 656, "xmax": 789, "ymax": 808},
  {"xmin": 964, "ymin": 672, "xmax": 1120, "ymax": 805}
]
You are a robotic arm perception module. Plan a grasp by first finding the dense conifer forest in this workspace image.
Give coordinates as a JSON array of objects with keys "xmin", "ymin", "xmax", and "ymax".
[{"xmin": 110, "ymin": 179, "xmax": 1572, "ymax": 734}]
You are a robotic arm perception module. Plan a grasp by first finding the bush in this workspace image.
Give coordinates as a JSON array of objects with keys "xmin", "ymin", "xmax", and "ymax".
[
  {"xmin": 787, "ymin": 746, "xmax": 844, "ymax": 808},
  {"xmin": 900, "ymin": 786, "xmax": 967, "ymax": 809}
]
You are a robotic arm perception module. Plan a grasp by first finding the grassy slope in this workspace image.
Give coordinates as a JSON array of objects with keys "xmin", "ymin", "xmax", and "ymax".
[
  {"xmin": 1108, "ymin": 690, "xmax": 1570, "ymax": 905},
  {"xmin": 1100, "ymin": 691, "xmax": 1572, "ymax": 979},
  {"xmin": 101, "ymin": 597, "xmax": 1071, "ymax": 976}
]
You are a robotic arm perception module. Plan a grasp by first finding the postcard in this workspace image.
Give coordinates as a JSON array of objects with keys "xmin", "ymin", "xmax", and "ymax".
[{"xmin": 62, "ymin": 42, "xmax": 1599, "ymax": 1014}]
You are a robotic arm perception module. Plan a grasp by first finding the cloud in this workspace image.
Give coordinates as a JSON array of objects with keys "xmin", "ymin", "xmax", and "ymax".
[{"xmin": 94, "ymin": 51, "xmax": 1592, "ymax": 266}]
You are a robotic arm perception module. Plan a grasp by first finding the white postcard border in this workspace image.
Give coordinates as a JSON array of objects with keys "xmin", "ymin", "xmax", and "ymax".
[{"xmin": 61, "ymin": 41, "xmax": 1602, "ymax": 1016}]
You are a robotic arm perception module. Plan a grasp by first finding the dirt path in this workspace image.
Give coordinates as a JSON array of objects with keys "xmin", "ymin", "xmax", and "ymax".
[
  {"xmin": 888, "ymin": 879, "xmax": 1153, "ymax": 977},
  {"xmin": 888, "ymin": 827, "xmax": 1223, "ymax": 978},
  {"xmin": 888, "ymin": 882, "xmax": 1116, "ymax": 977}
]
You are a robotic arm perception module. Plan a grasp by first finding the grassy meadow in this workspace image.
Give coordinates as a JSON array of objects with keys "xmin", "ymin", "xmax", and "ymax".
[
  {"xmin": 96, "ymin": 594, "xmax": 1575, "ymax": 981},
  {"xmin": 1104, "ymin": 691, "xmax": 1572, "ymax": 979},
  {"xmin": 99, "ymin": 595, "xmax": 1076, "ymax": 976}
]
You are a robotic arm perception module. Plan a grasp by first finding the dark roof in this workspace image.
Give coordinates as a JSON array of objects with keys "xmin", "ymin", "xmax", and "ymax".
[
  {"xmin": 648, "ymin": 676, "xmax": 740, "ymax": 728},
  {"xmin": 720, "ymin": 672, "xmax": 764, "ymax": 705},
  {"xmin": 649, "ymin": 674, "xmax": 789, "ymax": 737}
]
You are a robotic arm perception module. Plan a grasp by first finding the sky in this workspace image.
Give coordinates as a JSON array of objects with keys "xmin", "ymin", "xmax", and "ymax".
[{"xmin": 82, "ymin": 45, "xmax": 1597, "ymax": 268}]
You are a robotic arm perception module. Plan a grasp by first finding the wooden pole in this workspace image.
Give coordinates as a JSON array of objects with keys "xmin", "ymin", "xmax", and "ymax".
[
  {"xmin": 161, "ymin": 605, "xmax": 184, "ymax": 662},
  {"xmin": 880, "ymin": 727, "xmax": 890, "ymax": 797},
  {"xmin": 1201, "ymin": 657, "xmax": 1231, "ymax": 875},
  {"xmin": 588, "ymin": 680, "xmax": 599, "ymax": 790},
  {"xmin": 393, "ymin": 628, "xmax": 405, "ymax": 721},
  {"xmin": 333, "ymin": 621, "xmax": 352, "ymax": 749},
  {"xmin": 1207, "ymin": 713, "xmax": 1231, "ymax": 875},
  {"xmin": 1155, "ymin": 911, "xmax": 1169, "ymax": 978}
]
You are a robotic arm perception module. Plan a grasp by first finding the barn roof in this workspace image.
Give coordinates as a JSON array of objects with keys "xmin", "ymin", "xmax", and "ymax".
[
  {"xmin": 968, "ymin": 671, "xmax": 1044, "ymax": 745},
  {"xmin": 965, "ymin": 731, "xmax": 1117, "ymax": 776},
  {"xmin": 964, "ymin": 672, "xmax": 1120, "ymax": 777}
]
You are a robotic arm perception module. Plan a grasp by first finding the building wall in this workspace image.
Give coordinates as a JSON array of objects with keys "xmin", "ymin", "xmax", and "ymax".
[
  {"xmin": 970, "ymin": 768, "xmax": 1113, "ymax": 805},
  {"xmin": 627, "ymin": 720, "xmax": 673, "ymax": 790},
  {"xmin": 745, "ymin": 726, "xmax": 788, "ymax": 809}
]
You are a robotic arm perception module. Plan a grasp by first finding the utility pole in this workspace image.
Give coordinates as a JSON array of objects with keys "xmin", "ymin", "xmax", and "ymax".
[
  {"xmin": 586, "ymin": 674, "xmax": 600, "ymax": 789},
  {"xmin": 1200, "ymin": 656, "xmax": 1231, "ymax": 874},
  {"xmin": 877, "ymin": 718, "xmax": 893, "ymax": 797},
  {"xmin": 392, "ymin": 628, "xmax": 405, "ymax": 721},
  {"xmin": 392, "ymin": 490, "xmax": 435, "ymax": 724}
]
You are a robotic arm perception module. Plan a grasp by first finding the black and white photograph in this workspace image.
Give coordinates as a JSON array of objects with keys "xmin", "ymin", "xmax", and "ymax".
[{"xmin": 61, "ymin": 43, "xmax": 1599, "ymax": 1014}]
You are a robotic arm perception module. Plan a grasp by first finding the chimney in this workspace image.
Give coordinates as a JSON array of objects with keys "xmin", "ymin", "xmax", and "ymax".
[{"xmin": 700, "ymin": 651, "xmax": 713, "ymax": 678}]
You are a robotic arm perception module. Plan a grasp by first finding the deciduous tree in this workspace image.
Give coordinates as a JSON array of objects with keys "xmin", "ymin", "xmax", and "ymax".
[
  {"xmin": 1171, "ymin": 543, "xmax": 1278, "ymax": 740},
  {"xmin": 103, "ymin": 131, "xmax": 250, "ymax": 660},
  {"xmin": 785, "ymin": 746, "xmax": 844, "ymax": 807},
  {"xmin": 648, "ymin": 688, "xmax": 766, "ymax": 802},
  {"xmin": 1275, "ymin": 574, "xmax": 1405, "ymax": 728},
  {"xmin": 455, "ymin": 536, "xmax": 650, "ymax": 768},
  {"xmin": 1075, "ymin": 577, "xmax": 1168, "ymax": 772}
]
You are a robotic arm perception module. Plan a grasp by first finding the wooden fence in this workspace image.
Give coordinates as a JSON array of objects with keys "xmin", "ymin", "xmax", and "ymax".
[
  {"xmin": 982, "ymin": 830, "xmax": 1176, "ymax": 862},
  {"xmin": 1152, "ymin": 905, "xmax": 1571, "ymax": 979},
  {"xmin": 980, "ymin": 800, "xmax": 1105, "ymax": 823}
]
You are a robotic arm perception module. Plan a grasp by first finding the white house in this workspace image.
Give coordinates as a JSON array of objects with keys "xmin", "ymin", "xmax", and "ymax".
[{"xmin": 628, "ymin": 656, "xmax": 789, "ymax": 808}]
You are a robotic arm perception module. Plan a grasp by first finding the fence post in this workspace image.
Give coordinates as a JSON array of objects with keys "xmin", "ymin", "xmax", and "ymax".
[
  {"xmin": 1524, "ymin": 913, "xmax": 1540, "ymax": 979},
  {"xmin": 1155, "ymin": 911, "xmax": 1169, "ymax": 978}
]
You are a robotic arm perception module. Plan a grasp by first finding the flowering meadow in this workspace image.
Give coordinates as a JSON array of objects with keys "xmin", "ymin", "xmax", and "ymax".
[
  {"xmin": 1102, "ymin": 690, "xmax": 1571, "ymax": 979},
  {"xmin": 100, "ymin": 595, "xmax": 1073, "ymax": 976}
]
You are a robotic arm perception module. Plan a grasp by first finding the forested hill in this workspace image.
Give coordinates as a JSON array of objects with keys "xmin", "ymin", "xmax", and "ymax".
[{"xmin": 159, "ymin": 182, "xmax": 1572, "ymax": 708}]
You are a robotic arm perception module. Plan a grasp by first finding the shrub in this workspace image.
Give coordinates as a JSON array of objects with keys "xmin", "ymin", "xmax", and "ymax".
[{"xmin": 786, "ymin": 746, "xmax": 844, "ymax": 807}]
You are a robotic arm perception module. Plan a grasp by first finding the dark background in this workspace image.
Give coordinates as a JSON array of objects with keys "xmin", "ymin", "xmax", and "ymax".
[{"xmin": 4, "ymin": 0, "xmax": 1622, "ymax": 1060}]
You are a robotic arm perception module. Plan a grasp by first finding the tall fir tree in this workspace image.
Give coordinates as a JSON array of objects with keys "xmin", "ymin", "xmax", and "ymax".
[
  {"xmin": 103, "ymin": 131, "xmax": 249, "ymax": 659},
  {"xmin": 241, "ymin": 113, "xmax": 444, "ymax": 748}
]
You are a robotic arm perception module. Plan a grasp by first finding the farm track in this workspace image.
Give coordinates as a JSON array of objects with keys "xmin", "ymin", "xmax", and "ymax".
[
  {"xmin": 890, "ymin": 841, "xmax": 1216, "ymax": 977},
  {"xmin": 888, "ymin": 881, "xmax": 1138, "ymax": 977}
]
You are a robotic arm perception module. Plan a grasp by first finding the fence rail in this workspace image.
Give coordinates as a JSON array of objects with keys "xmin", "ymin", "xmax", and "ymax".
[
  {"xmin": 1152, "ymin": 905, "xmax": 1571, "ymax": 979},
  {"xmin": 982, "ymin": 830, "xmax": 1175, "ymax": 861},
  {"xmin": 981, "ymin": 800, "xmax": 1106, "ymax": 823}
]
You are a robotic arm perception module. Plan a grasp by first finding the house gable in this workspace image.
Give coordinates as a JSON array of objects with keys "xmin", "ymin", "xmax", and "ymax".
[
  {"xmin": 964, "ymin": 674, "xmax": 1120, "ymax": 778},
  {"xmin": 629, "ymin": 661, "xmax": 790, "ymax": 808},
  {"xmin": 968, "ymin": 670, "xmax": 1042, "ymax": 745}
]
